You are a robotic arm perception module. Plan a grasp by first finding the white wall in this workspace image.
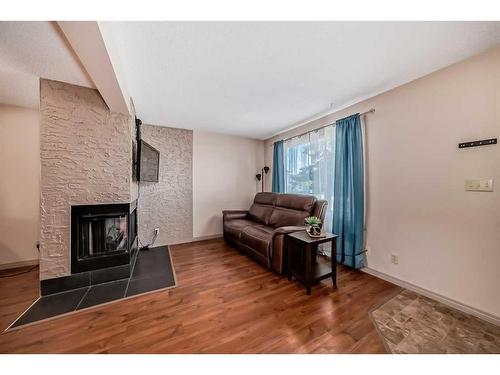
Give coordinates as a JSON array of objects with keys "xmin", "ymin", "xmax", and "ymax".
[
  {"xmin": 265, "ymin": 47, "xmax": 500, "ymax": 319},
  {"xmin": 193, "ymin": 130, "xmax": 264, "ymax": 239},
  {"xmin": 0, "ymin": 104, "xmax": 40, "ymax": 268}
]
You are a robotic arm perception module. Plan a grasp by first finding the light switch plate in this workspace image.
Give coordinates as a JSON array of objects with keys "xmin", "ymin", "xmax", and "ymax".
[{"xmin": 465, "ymin": 178, "xmax": 494, "ymax": 192}]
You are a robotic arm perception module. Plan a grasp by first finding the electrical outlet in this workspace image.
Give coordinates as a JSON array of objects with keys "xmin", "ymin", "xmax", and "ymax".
[
  {"xmin": 391, "ymin": 253, "xmax": 399, "ymax": 265},
  {"xmin": 465, "ymin": 178, "xmax": 494, "ymax": 192},
  {"xmin": 154, "ymin": 228, "xmax": 160, "ymax": 235}
]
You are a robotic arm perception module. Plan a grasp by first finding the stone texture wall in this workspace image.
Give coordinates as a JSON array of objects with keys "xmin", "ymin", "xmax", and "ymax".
[
  {"xmin": 39, "ymin": 79, "xmax": 133, "ymax": 280},
  {"xmin": 138, "ymin": 125, "xmax": 193, "ymax": 246},
  {"xmin": 129, "ymin": 100, "xmax": 139, "ymax": 202}
]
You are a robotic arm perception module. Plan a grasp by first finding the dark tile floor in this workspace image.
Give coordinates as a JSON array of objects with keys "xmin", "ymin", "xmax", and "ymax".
[{"xmin": 9, "ymin": 246, "xmax": 176, "ymax": 329}]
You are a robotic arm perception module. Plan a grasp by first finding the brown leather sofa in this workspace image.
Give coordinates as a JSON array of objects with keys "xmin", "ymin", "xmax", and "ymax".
[{"xmin": 223, "ymin": 192, "xmax": 327, "ymax": 274}]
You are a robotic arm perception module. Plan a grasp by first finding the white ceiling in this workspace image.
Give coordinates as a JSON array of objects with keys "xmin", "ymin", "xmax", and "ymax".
[
  {"xmin": 0, "ymin": 21, "xmax": 95, "ymax": 109},
  {"xmin": 2, "ymin": 22, "xmax": 500, "ymax": 138},
  {"xmin": 106, "ymin": 21, "xmax": 500, "ymax": 139}
]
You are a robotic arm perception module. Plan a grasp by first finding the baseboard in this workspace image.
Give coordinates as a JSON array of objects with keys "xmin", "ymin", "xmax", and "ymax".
[
  {"xmin": 154, "ymin": 235, "xmax": 223, "ymax": 248},
  {"xmin": 0, "ymin": 259, "xmax": 39, "ymax": 271},
  {"xmin": 362, "ymin": 267, "xmax": 500, "ymax": 327},
  {"xmin": 192, "ymin": 234, "xmax": 223, "ymax": 242}
]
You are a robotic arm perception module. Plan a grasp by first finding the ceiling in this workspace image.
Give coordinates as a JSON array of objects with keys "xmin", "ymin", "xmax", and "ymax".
[
  {"xmin": 105, "ymin": 21, "xmax": 500, "ymax": 139},
  {"xmin": 0, "ymin": 21, "xmax": 94, "ymax": 109},
  {"xmin": 2, "ymin": 22, "xmax": 500, "ymax": 139}
]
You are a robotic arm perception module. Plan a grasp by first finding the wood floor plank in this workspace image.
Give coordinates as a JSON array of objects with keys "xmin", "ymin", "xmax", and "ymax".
[
  {"xmin": 0, "ymin": 239, "xmax": 400, "ymax": 353},
  {"xmin": 0, "ymin": 265, "xmax": 40, "ymax": 332}
]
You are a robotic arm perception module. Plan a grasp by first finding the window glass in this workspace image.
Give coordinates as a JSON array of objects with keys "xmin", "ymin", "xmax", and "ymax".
[{"xmin": 284, "ymin": 125, "xmax": 335, "ymax": 234}]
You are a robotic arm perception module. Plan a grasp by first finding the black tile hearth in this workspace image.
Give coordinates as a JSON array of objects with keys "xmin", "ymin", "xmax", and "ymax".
[
  {"xmin": 77, "ymin": 279, "xmax": 129, "ymax": 310},
  {"xmin": 131, "ymin": 245, "xmax": 175, "ymax": 280},
  {"xmin": 126, "ymin": 275, "xmax": 173, "ymax": 297},
  {"xmin": 126, "ymin": 246, "xmax": 175, "ymax": 296},
  {"xmin": 7, "ymin": 246, "xmax": 175, "ymax": 330},
  {"xmin": 11, "ymin": 287, "xmax": 89, "ymax": 328},
  {"xmin": 40, "ymin": 272, "xmax": 90, "ymax": 296},
  {"xmin": 90, "ymin": 264, "xmax": 130, "ymax": 285}
]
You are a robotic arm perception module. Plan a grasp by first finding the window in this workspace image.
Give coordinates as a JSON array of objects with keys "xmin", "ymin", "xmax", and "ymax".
[{"xmin": 284, "ymin": 125, "xmax": 335, "ymax": 234}]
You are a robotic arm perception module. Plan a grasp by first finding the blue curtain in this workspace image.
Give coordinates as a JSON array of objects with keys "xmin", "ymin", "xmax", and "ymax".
[
  {"xmin": 272, "ymin": 140, "xmax": 285, "ymax": 192},
  {"xmin": 333, "ymin": 114, "xmax": 365, "ymax": 268}
]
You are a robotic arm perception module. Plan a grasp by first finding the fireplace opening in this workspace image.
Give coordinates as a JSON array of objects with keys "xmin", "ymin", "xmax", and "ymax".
[
  {"xmin": 78, "ymin": 213, "xmax": 128, "ymax": 259},
  {"xmin": 71, "ymin": 202, "xmax": 137, "ymax": 273}
]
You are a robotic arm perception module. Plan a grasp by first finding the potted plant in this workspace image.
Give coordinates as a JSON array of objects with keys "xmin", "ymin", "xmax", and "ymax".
[{"xmin": 304, "ymin": 216, "xmax": 323, "ymax": 237}]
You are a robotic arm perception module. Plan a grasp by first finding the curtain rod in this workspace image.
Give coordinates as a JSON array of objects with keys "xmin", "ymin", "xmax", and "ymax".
[{"xmin": 281, "ymin": 108, "xmax": 375, "ymax": 142}]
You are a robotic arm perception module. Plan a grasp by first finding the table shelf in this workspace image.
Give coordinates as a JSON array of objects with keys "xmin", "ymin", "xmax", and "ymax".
[{"xmin": 292, "ymin": 257, "xmax": 332, "ymax": 283}]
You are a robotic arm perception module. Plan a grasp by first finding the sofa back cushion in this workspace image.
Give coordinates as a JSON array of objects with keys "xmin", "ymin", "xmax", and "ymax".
[
  {"xmin": 269, "ymin": 207, "xmax": 311, "ymax": 227},
  {"xmin": 248, "ymin": 204, "xmax": 274, "ymax": 225},
  {"xmin": 247, "ymin": 192, "xmax": 318, "ymax": 228},
  {"xmin": 275, "ymin": 193, "xmax": 316, "ymax": 212},
  {"xmin": 254, "ymin": 192, "xmax": 277, "ymax": 205},
  {"xmin": 247, "ymin": 192, "xmax": 277, "ymax": 225},
  {"xmin": 268, "ymin": 193, "xmax": 317, "ymax": 228}
]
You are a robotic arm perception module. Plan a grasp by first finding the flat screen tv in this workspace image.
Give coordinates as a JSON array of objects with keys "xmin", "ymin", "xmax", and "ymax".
[{"xmin": 138, "ymin": 140, "xmax": 160, "ymax": 182}]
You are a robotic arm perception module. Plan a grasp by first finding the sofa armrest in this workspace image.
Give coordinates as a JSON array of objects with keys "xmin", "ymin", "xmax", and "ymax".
[
  {"xmin": 270, "ymin": 226, "xmax": 306, "ymax": 274},
  {"xmin": 222, "ymin": 210, "xmax": 248, "ymax": 221},
  {"xmin": 272, "ymin": 226, "xmax": 306, "ymax": 237}
]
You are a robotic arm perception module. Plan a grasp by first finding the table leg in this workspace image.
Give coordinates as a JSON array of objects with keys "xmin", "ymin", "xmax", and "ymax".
[
  {"xmin": 331, "ymin": 238, "xmax": 337, "ymax": 287},
  {"xmin": 305, "ymin": 243, "xmax": 312, "ymax": 295},
  {"xmin": 287, "ymin": 237, "xmax": 292, "ymax": 281}
]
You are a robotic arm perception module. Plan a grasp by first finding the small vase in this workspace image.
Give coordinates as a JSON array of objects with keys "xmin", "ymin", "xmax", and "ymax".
[{"xmin": 308, "ymin": 225, "xmax": 321, "ymax": 236}]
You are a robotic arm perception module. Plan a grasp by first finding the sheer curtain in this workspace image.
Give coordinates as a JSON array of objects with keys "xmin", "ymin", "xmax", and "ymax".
[{"xmin": 284, "ymin": 126, "xmax": 335, "ymax": 253}]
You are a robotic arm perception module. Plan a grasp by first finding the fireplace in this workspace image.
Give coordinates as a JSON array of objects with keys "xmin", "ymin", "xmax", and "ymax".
[{"xmin": 71, "ymin": 202, "xmax": 137, "ymax": 273}]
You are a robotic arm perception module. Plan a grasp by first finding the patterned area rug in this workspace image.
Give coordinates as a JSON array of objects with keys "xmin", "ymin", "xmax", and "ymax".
[{"xmin": 370, "ymin": 290, "xmax": 500, "ymax": 353}]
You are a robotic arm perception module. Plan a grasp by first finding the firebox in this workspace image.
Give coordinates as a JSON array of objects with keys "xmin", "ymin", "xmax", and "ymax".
[{"xmin": 71, "ymin": 202, "xmax": 137, "ymax": 273}]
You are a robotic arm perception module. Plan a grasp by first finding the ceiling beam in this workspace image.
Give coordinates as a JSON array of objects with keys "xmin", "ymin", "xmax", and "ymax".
[{"xmin": 57, "ymin": 21, "xmax": 130, "ymax": 115}]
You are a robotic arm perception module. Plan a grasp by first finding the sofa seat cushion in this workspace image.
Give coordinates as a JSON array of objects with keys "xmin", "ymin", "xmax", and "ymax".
[
  {"xmin": 223, "ymin": 219, "xmax": 257, "ymax": 238},
  {"xmin": 240, "ymin": 225, "xmax": 274, "ymax": 257}
]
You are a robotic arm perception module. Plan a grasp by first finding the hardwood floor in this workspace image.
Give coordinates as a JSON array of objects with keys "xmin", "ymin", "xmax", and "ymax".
[
  {"xmin": 0, "ymin": 266, "xmax": 40, "ymax": 332},
  {"xmin": 0, "ymin": 239, "xmax": 400, "ymax": 353}
]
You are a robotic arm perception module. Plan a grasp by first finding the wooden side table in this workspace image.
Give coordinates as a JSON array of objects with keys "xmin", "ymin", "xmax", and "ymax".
[{"xmin": 286, "ymin": 231, "xmax": 338, "ymax": 295}]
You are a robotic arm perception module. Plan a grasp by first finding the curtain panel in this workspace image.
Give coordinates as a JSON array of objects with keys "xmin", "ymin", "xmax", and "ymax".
[
  {"xmin": 272, "ymin": 140, "xmax": 285, "ymax": 193},
  {"xmin": 333, "ymin": 114, "xmax": 365, "ymax": 268}
]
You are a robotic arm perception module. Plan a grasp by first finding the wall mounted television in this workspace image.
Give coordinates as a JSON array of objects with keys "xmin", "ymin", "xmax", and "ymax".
[{"xmin": 137, "ymin": 140, "xmax": 160, "ymax": 182}]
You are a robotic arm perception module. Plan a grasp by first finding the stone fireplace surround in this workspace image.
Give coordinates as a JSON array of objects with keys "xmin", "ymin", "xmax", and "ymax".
[{"xmin": 39, "ymin": 79, "xmax": 139, "ymax": 293}]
